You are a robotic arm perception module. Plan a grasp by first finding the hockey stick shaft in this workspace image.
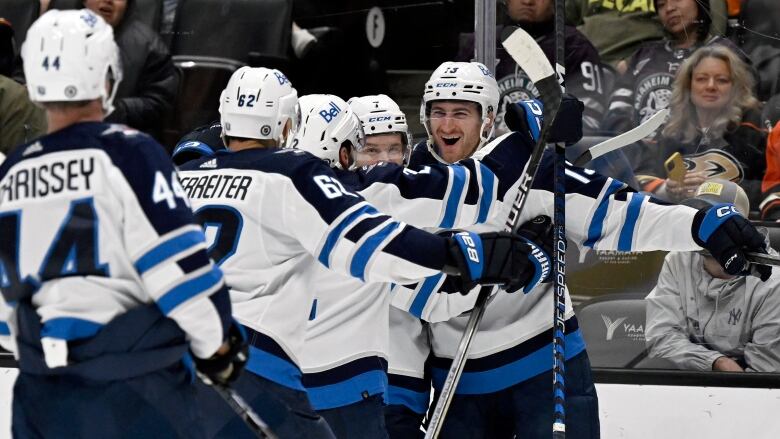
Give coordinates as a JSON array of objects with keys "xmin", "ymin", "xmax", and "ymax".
[
  {"xmin": 198, "ymin": 373, "xmax": 278, "ymax": 439},
  {"xmin": 552, "ymin": 0, "xmax": 567, "ymax": 436},
  {"xmin": 423, "ymin": 27, "xmax": 563, "ymax": 439},
  {"xmin": 572, "ymin": 108, "xmax": 669, "ymax": 167}
]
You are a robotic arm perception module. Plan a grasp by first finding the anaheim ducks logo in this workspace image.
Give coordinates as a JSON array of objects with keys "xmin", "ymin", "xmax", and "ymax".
[
  {"xmin": 635, "ymin": 72, "xmax": 674, "ymax": 127},
  {"xmin": 683, "ymin": 149, "xmax": 744, "ymax": 182},
  {"xmin": 495, "ymin": 72, "xmax": 540, "ymax": 134}
]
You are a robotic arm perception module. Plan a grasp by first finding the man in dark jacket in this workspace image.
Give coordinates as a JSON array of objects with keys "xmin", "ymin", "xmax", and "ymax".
[{"xmin": 84, "ymin": 0, "xmax": 178, "ymax": 140}]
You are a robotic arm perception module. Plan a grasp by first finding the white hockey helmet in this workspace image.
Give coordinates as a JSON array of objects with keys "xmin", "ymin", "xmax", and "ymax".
[
  {"xmin": 219, "ymin": 66, "xmax": 298, "ymax": 145},
  {"xmin": 348, "ymin": 94, "xmax": 411, "ymax": 164},
  {"xmin": 420, "ymin": 61, "xmax": 500, "ymax": 149},
  {"xmin": 21, "ymin": 9, "xmax": 122, "ymax": 114},
  {"xmin": 293, "ymin": 94, "xmax": 365, "ymax": 169}
]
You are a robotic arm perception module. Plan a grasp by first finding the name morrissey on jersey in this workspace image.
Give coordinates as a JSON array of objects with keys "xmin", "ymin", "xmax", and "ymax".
[
  {"xmin": 180, "ymin": 174, "xmax": 253, "ymax": 200},
  {"xmin": 0, "ymin": 157, "xmax": 95, "ymax": 203}
]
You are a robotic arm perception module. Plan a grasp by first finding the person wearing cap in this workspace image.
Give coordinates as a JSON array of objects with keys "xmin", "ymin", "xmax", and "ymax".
[{"xmin": 646, "ymin": 179, "xmax": 780, "ymax": 372}]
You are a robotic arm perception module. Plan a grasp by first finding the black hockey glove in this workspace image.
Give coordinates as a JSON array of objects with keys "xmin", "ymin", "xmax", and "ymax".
[
  {"xmin": 692, "ymin": 203, "xmax": 772, "ymax": 281},
  {"xmin": 194, "ymin": 323, "xmax": 248, "ymax": 386},
  {"xmin": 504, "ymin": 94, "xmax": 583, "ymax": 145},
  {"xmin": 444, "ymin": 220, "xmax": 553, "ymax": 294}
]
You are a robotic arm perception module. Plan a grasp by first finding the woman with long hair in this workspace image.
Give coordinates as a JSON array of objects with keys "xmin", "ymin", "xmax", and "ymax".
[{"xmin": 635, "ymin": 45, "xmax": 768, "ymax": 207}]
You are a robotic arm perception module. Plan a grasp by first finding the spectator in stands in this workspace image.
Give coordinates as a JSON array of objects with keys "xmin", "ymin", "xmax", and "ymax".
[
  {"xmin": 83, "ymin": 0, "xmax": 178, "ymax": 140},
  {"xmin": 646, "ymin": 179, "xmax": 780, "ymax": 373},
  {"xmin": 603, "ymin": 0, "xmax": 747, "ymax": 135},
  {"xmin": 634, "ymin": 45, "xmax": 767, "ymax": 206},
  {"xmin": 732, "ymin": 0, "xmax": 780, "ymax": 100},
  {"xmin": 759, "ymin": 121, "xmax": 780, "ymax": 219},
  {"xmin": 565, "ymin": 0, "xmax": 664, "ymax": 69},
  {"xmin": 458, "ymin": 0, "xmax": 606, "ymax": 135},
  {"xmin": 0, "ymin": 18, "xmax": 46, "ymax": 154}
]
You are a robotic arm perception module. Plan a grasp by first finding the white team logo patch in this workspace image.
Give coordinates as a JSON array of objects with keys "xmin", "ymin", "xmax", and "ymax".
[
  {"xmin": 22, "ymin": 142, "xmax": 44, "ymax": 156},
  {"xmin": 200, "ymin": 158, "xmax": 217, "ymax": 169}
]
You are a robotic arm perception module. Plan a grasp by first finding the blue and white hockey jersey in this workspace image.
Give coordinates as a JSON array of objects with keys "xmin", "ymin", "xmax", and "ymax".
[
  {"xmin": 178, "ymin": 147, "xmax": 459, "ymax": 392},
  {"xmin": 299, "ymin": 131, "xmax": 541, "ymax": 410},
  {"xmin": 0, "ymin": 122, "xmax": 231, "ymax": 377},
  {"xmin": 387, "ymin": 135, "xmax": 707, "ymax": 411}
]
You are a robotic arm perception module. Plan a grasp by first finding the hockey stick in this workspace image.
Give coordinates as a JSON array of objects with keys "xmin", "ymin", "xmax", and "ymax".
[
  {"xmin": 423, "ymin": 27, "xmax": 563, "ymax": 439},
  {"xmin": 572, "ymin": 108, "xmax": 670, "ymax": 167},
  {"xmin": 198, "ymin": 373, "xmax": 279, "ymax": 439},
  {"xmin": 551, "ymin": 0, "xmax": 567, "ymax": 436},
  {"xmin": 747, "ymin": 251, "xmax": 780, "ymax": 266}
]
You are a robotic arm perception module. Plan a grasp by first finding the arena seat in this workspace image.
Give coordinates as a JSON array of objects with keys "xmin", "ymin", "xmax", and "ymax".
[
  {"xmin": 170, "ymin": 0, "xmax": 291, "ymax": 67},
  {"xmin": 575, "ymin": 293, "xmax": 677, "ymax": 369},
  {"xmin": 0, "ymin": 0, "xmax": 40, "ymax": 47},
  {"xmin": 161, "ymin": 56, "xmax": 241, "ymax": 150}
]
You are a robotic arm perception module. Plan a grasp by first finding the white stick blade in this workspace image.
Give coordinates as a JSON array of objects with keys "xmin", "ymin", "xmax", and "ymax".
[{"xmin": 501, "ymin": 27, "xmax": 555, "ymax": 83}]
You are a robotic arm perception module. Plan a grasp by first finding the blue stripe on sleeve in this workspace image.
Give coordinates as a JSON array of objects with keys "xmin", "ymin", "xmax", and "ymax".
[
  {"xmin": 40, "ymin": 317, "xmax": 103, "ymax": 341},
  {"xmin": 135, "ymin": 229, "xmax": 205, "ymax": 274},
  {"xmin": 439, "ymin": 165, "xmax": 467, "ymax": 229},
  {"xmin": 0, "ymin": 321, "xmax": 10, "ymax": 336},
  {"xmin": 350, "ymin": 221, "xmax": 401, "ymax": 281},
  {"xmin": 409, "ymin": 274, "xmax": 444, "ymax": 318},
  {"xmin": 157, "ymin": 266, "xmax": 223, "ymax": 315},
  {"xmin": 318, "ymin": 204, "xmax": 378, "ymax": 268},
  {"xmin": 477, "ymin": 163, "xmax": 496, "ymax": 224},
  {"xmin": 617, "ymin": 193, "xmax": 645, "ymax": 252},
  {"xmin": 584, "ymin": 179, "xmax": 624, "ymax": 249}
]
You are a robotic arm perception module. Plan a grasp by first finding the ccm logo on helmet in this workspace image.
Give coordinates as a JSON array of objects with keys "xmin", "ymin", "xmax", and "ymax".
[
  {"xmin": 368, "ymin": 116, "xmax": 392, "ymax": 122},
  {"xmin": 319, "ymin": 102, "xmax": 342, "ymax": 123},
  {"xmin": 716, "ymin": 206, "xmax": 738, "ymax": 218},
  {"xmin": 436, "ymin": 83, "xmax": 458, "ymax": 88}
]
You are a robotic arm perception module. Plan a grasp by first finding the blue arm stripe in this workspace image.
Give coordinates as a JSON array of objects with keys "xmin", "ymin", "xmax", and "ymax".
[
  {"xmin": 40, "ymin": 317, "xmax": 103, "ymax": 341},
  {"xmin": 0, "ymin": 321, "xmax": 10, "ymax": 336},
  {"xmin": 584, "ymin": 179, "xmax": 624, "ymax": 249},
  {"xmin": 318, "ymin": 204, "xmax": 379, "ymax": 268},
  {"xmin": 135, "ymin": 230, "xmax": 205, "ymax": 274},
  {"xmin": 439, "ymin": 165, "xmax": 467, "ymax": 229},
  {"xmin": 617, "ymin": 193, "xmax": 645, "ymax": 252},
  {"xmin": 350, "ymin": 221, "xmax": 401, "ymax": 281},
  {"xmin": 157, "ymin": 266, "xmax": 223, "ymax": 315},
  {"xmin": 477, "ymin": 163, "xmax": 496, "ymax": 224},
  {"xmin": 409, "ymin": 274, "xmax": 444, "ymax": 318}
]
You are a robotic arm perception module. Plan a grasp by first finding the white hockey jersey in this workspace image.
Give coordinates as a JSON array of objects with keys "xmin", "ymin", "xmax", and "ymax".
[
  {"xmin": 300, "ymin": 142, "xmax": 519, "ymax": 410},
  {"xmin": 387, "ymin": 137, "xmax": 705, "ymax": 409},
  {"xmin": 0, "ymin": 122, "xmax": 231, "ymax": 375},
  {"xmin": 178, "ymin": 147, "xmax": 458, "ymax": 391}
]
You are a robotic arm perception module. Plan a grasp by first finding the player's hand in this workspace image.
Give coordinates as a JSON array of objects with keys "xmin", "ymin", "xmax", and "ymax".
[
  {"xmin": 194, "ymin": 323, "xmax": 248, "ymax": 386},
  {"xmin": 504, "ymin": 94, "xmax": 583, "ymax": 145},
  {"xmin": 444, "ymin": 223, "xmax": 552, "ymax": 294},
  {"xmin": 692, "ymin": 203, "xmax": 772, "ymax": 281}
]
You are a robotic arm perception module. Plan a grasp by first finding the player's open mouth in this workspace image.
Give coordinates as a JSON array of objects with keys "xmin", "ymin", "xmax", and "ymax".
[{"xmin": 442, "ymin": 136, "xmax": 460, "ymax": 146}]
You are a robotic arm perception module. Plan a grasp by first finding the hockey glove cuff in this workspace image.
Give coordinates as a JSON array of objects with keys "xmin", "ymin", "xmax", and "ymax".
[
  {"xmin": 515, "ymin": 215, "xmax": 554, "ymax": 293},
  {"xmin": 194, "ymin": 322, "xmax": 249, "ymax": 386},
  {"xmin": 504, "ymin": 94, "xmax": 583, "ymax": 145},
  {"xmin": 692, "ymin": 203, "xmax": 771, "ymax": 281}
]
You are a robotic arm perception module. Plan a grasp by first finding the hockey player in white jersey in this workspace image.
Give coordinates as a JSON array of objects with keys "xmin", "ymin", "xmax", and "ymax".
[
  {"xmin": 0, "ymin": 10, "xmax": 246, "ymax": 438},
  {"xmin": 347, "ymin": 94, "xmax": 411, "ymax": 167},
  {"xmin": 178, "ymin": 68, "xmax": 543, "ymax": 438},
  {"xmin": 387, "ymin": 61, "xmax": 771, "ymax": 438},
  {"xmin": 291, "ymin": 93, "xmax": 555, "ymax": 439}
]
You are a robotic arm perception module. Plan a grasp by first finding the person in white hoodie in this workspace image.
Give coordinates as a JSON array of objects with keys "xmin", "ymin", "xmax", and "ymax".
[{"xmin": 646, "ymin": 179, "xmax": 780, "ymax": 372}]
